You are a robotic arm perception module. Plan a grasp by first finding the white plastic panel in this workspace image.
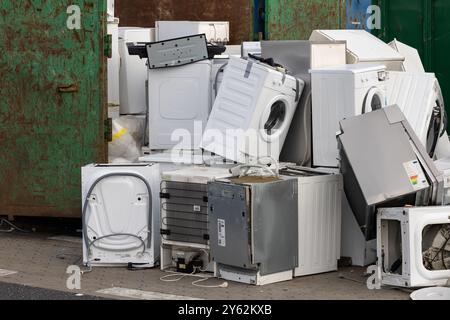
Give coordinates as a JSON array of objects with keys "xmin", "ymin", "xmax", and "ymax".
[
  {"xmin": 119, "ymin": 27, "xmax": 154, "ymax": 115},
  {"xmin": 389, "ymin": 39, "xmax": 425, "ymax": 72},
  {"xmin": 310, "ymin": 29, "xmax": 404, "ymax": 63},
  {"xmin": 161, "ymin": 166, "xmax": 231, "ymax": 184},
  {"xmin": 281, "ymin": 170, "xmax": 343, "ymax": 277},
  {"xmin": 148, "ymin": 61, "xmax": 212, "ymax": 150},
  {"xmin": 386, "ymin": 72, "xmax": 440, "ymax": 150}
]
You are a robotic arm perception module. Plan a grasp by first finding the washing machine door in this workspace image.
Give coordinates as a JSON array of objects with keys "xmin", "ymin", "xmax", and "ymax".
[
  {"xmin": 362, "ymin": 87, "xmax": 385, "ymax": 114},
  {"xmin": 259, "ymin": 97, "xmax": 290, "ymax": 143}
]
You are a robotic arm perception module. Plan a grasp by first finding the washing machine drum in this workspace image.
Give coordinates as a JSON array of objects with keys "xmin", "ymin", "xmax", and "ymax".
[
  {"xmin": 259, "ymin": 97, "xmax": 292, "ymax": 142},
  {"xmin": 362, "ymin": 87, "xmax": 385, "ymax": 114}
]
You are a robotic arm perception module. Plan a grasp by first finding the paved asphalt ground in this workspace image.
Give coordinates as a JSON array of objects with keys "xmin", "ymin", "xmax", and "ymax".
[{"xmin": 0, "ymin": 281, "xmax": 108, "ymax": 300}]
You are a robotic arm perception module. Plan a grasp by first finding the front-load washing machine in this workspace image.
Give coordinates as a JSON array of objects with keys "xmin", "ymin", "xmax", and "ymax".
[
  {"xmin": 311, "ymin": 64, "xmax": 388, "ymax": 168},
  {"xmin": 81, "ymin": 163, "xmax": 161, "ymax": 268},
  {"xmin": 119, "ymin": 27, "xmax": 155, "ymax": 115},
  {"xmin": 386, "ymin": 72, "xmax": 446, "ymax": 158},
  {"xmin": 201, "ymin": 56, "xmax": 304, "ymax": 164},
  {"xmin": 148, "ymin": 60, "xmax": 212, "ymax": 151}
]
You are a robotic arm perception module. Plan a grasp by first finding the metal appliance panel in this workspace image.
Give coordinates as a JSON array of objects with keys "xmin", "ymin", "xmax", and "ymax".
[
  {"xmin": 208, "ymin": 182, "xmax": 253, "ymax": 269},
  {"xmin": 251, "ymin": 179, "xmax": 299, "ymax": 275}
]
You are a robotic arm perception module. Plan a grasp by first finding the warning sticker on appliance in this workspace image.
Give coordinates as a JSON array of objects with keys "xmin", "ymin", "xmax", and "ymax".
[
  {"xmin": 403, "ymin": 160, "xmax": 429, "ymax": 191},
  {"xmin": 218, "ymin": 219, "xmax": 226, "ymax": 247}
]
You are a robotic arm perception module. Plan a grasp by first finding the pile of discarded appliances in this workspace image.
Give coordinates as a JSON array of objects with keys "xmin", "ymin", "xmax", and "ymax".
[{"xmin": 82, "ymin": 17, "xmax": 450, "ymax": 289}]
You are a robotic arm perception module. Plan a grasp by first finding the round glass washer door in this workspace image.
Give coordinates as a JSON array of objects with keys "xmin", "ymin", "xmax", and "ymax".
[
  {"xmin": 363, "ymin": 87, "xmax": 386, "ymax": 114},
  {"xmin": 259, "ymin": 97, "xmax": 291, "ymax": 143}
]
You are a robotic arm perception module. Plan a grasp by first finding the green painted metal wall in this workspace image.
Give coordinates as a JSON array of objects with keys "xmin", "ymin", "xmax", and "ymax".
[
  {"xmin": 377, "ymin": 0, "xmax": 450, "ymax": 124},
  {"xmin": 0, "ymin": 1, "xmax": 108, "ymax": 218},
  {"xmin": 265, "ymin": 0, "xmax": 346, "ymax": 40}
]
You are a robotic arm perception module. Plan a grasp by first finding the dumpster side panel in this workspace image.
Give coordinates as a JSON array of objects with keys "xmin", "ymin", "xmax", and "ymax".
[
  {"xmin": 0, "ymin": 1, "xmax": 108, "ymax": 218},
  {"xmin": 265, "ymin": 0, "xmax": 346, "ymax": 40},
  {"xmin": 115, "ymin": 0, "xmax": 254, "ymax": 44}
]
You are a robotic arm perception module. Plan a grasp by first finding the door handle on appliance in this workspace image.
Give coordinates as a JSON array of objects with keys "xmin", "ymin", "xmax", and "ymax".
[{"xmin": 58, "ymin": 84, "xmax": 79, "ymax": 93}]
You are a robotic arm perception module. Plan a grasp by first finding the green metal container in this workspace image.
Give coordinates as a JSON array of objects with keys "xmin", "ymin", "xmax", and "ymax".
[
  {"xmin": 376, "ymin": 0, "xmax": 450, "ymax": 125},
  {"xmin": 0, "ymin": 1, "xmax": 108, "ymax": 218},
  {"xmin": 265, "ymin": 0, "xmax": 346, "ymax": 40}
]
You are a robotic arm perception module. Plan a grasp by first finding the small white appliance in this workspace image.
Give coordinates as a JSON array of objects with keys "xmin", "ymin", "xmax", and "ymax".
[
  {"xmin": 156, "ymin": 21, "xmax": 230, "ymax": 43},
  {"xmin": 107, "ymin": 18, "xmax": 120, "ymax": 106},
  {"xmin": 160, "ymin": 166, "xmax": 232, "ymax": 273},
  {"xmin": 148, "ymin": 60, "xmax": 212, "ymax": 150},
  {"xmin": 280, "ymin": 166, "xmax": 343, "ymax": 277},
  {"xmin": 386, "ymin": 72, "xmax": 446, "ymax": 157},
  {"xmin": 241, "ymin": 42, "xmax": 261, "ymax": 58},
  {"xmin": 389, "ymin": 39, "xmax": 425, "ymax": 73},
  {"xmin": 202, "ymin": 56, "xmax": 304, "ymax": 164},
  {"xmin": 311, "ymin": 64, "xmax": 388, "ymax": 167},
  {"xmin": 119, "ymin": 27, "xmax": 155, "ymax": 115},
  {"xmin": 310, "ymin": 29, "xmax": 405, "ymax": 71},
  {"xmin": 377, "ymin": 207, "xmax": 450, "ymax": 288},
  {"xmin": 81, "ymin": 163, "xmax": 161, "ymax": 267}
]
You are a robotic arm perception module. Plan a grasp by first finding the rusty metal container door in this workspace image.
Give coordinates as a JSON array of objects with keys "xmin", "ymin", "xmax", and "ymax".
[
  {"xmin": 0, "ymin": 1, "xmax": 108, "ymax": 218},
  {"xmin": 265, "ymin": 0, "xmax": 346, "ymax": 40}
]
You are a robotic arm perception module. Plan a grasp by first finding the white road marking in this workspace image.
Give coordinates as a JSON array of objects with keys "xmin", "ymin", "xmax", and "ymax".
[
  {"xmin": 97, "ymin": 287, "xmax": 202, "ymax": 300},
  {"xmin": 0, "ymin": 269, "xmax": 18, "ymax": 277}
]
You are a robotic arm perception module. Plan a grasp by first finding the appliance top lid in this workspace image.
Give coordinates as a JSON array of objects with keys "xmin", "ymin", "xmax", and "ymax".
[
  {"xmin": 310, "ymin": 63, "xmax": 386, "ymax": 74},
  {"xmin": 162, "ymin": 166, "xmax": 232, "ymax": 183},
  {"xmin": 311, "ymin": 29, "xmax": 404, "ymax": 62}
]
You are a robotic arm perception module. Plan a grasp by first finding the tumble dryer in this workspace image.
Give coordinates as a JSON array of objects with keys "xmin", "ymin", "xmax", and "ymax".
[
  {"xmin": 386, "ymin": 72, "xmax": 446, "ymax": 158},
  {"xmin": 201, "ymin": 56, "xmax": 304, "ymax": 164},
  {"xmin": 119, "ymin": 27, "xmax": 154, "ymax": 115},
  {"xmin": 148, "ymin": 60, "xmax": 212, "ymax": 150},
  {"xmin": 311, "ymin": 64, "xmax": 388, "ymax": 168},
  {"xmin": 81, "ymin": 163, "xmax": 161, "ymax": 268}
]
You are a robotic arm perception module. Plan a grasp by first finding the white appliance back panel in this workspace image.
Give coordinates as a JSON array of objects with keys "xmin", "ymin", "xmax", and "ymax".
[
  {"xmin": 148, "ymin": 61, "xmax": 212, "ymax": 150},
  {"xmin": 156, "ymin": 21, "xmax": 229, "ymax": 43}
]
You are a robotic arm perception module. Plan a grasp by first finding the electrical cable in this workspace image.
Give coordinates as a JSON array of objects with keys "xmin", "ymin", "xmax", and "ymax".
[
  {"xmin": 160, "ymin": 269, "xmax": 228, "ymax": 288},
  {"xmin": 82, "ymin": 173, "xmax": 153, "ymax": 269},
  {"xmin": 0, "ymin": 219, "xmax": 32, "ymax": 233}
]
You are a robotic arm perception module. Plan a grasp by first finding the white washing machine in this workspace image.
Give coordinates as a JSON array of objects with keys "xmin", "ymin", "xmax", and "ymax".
[
  {"xmin": 311, "ymin": 64, "xmax": 388, "ymax": 168},
  {"xmin": 386, "ymin": 72, "xmax": 446, "ymax": 157},
  {"xmin": 378, "ymin": 207, "xmax": 450, "ymax": 288},
  {"xmin": 148, "ymin": 60, "xmax": 212, "ymax": 150},
  {"xmin": 201, "ymin": 56, "xmax": 304, "ymax": 164},
  {"xmin": 119, "ymin": 27, "xmax": 155, "ymax": 115},
  {"xmin": 81, "ymin": 163, "xmax": 161, "ymax": 268}
]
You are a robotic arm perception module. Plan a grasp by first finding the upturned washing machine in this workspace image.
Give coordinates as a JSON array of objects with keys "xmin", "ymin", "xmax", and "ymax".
[
  {"xmin": 148, "ymin": 60, "xmax": 212, "ymax": 151},
  {"xmin": 386, "ymin": 71, "xmax": 446, "ymax": 158},
  {"xmin": 201, "ymin": 56, "xmax": 304, "ymax": 164},
  {"xmin": 81, "ymin": 163, "xmax": 161, "ymax": 268},
  {"xmin": 311, "ymin": 64, "xmax": 388, "ymax": 168}
]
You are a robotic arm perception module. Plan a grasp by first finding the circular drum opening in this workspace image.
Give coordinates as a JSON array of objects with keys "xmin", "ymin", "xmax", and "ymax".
[
  {"xmin": 264, "ymin": 101, "xmax": 286, "ymax": 136},
  {"xmin": 370, "ymin": 93, "xmax": 383, "ymax": 111}
]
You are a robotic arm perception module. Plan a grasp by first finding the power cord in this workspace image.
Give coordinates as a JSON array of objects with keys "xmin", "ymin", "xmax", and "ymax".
[
  {"xmin": 0, "ymin": 219, "xmax": 33, "ymax": 233},
  {"xmin": 160, "ymin": 269, "xmax": 229, "ymax": 288}
]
